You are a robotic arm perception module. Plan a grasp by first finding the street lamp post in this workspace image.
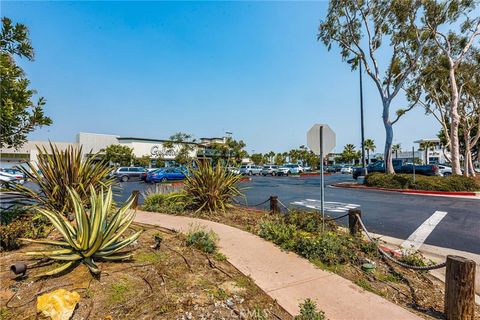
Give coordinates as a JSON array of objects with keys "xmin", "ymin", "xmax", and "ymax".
[{"xmin": 347, "ymin": 58, "xmax": 366, "ymax": 171}]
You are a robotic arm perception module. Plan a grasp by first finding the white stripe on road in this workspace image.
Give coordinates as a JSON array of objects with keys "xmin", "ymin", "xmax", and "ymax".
[{"xmin": 401, "ymin": 211, "xmax": 448, "ymax": 251}]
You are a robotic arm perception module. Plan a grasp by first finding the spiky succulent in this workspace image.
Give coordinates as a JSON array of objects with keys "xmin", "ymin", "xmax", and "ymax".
[{"xmin": 22, "ymin": 187, "xmax": 141, "ymax": 276}]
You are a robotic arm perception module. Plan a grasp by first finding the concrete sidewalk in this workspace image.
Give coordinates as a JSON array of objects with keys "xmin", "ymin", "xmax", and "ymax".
[{"xmin": 134, "ymin": 210, "xmax": 421, "ymax": 319}]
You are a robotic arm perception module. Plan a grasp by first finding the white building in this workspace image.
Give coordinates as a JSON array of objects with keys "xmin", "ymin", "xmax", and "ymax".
[{"xmin": 0, "ymin": 132, "xmax": 225, "ymax": 168}]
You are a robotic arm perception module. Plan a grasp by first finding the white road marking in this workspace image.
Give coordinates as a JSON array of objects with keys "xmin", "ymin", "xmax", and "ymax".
[
  {"xmin": 291, "ymin": 199, "xmax": 360, "ymax": 213},
  {"xmin": 401, "ymin": 211, "xmax": 448, "ymax": 251}
]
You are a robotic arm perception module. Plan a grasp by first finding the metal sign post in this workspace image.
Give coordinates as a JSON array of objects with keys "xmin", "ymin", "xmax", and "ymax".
[
  {"xmin": 307, "ymin": 124, "xmax": 335, "ymax": 232},
  {"xmin": 319, "ymin": 126, "xmax": 325, "ymax": 232}
]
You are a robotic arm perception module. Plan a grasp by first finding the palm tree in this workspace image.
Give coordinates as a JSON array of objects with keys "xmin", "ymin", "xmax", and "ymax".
[
  {"xmin": 419, "ymin": 141, "xmax": 435, "ymax": 164},
  {"xmin": 392, "ymin": 144, "xmax": 401, "ymax": 159},
  {"xmin": 364, "ymin": 139, "xmax": 376, "ymax": 164}
]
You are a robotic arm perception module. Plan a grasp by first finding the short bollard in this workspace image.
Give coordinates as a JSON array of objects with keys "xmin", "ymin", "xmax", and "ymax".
[
  {"xmin": 348, "ymin": 208, "xmax": 361, "ymax": 236},
  {"xmin": 445, "ymin": 255, "xmax": 475, "ymax": 320},
  {"xmin": 269, "ymin": 196, "xmax": 279, "ymax": 214},
  {"xmin": 131, "ymin": 190, "xmax": 140, "ymax": 209}
]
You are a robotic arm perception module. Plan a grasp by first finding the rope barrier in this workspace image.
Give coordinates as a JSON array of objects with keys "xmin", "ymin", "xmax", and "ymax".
[
  {"xmin": 324, "ymin": 213, "xmax": 349, "ymax": 221},
  {"xmin": 356, "ymin": 214, "xmax": 446, "ymax": 271}
]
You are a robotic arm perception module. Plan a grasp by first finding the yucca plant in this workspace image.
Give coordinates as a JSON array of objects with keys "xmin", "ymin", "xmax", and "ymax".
[
  {"xmin": 8, "ymin": 142, "xmax": 115, "ymax": 215},
  {"xmin": 175, "ymin": 161, "xmax": 243, "ymax": 213},
  {"xmin": 22, "ymin": 187, "xmax": 141, "ymax": 276}
]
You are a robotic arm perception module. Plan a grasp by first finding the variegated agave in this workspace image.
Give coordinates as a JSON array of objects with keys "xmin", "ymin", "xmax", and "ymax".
[{"xmin": 22, "ymin": 187, "xmax": 141, "ymax": 276}]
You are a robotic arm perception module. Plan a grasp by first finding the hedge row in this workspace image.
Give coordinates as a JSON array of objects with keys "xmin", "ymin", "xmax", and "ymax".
[{"xmin": 364, "ymin": 173, "xmax": 480, "ymax": 192}]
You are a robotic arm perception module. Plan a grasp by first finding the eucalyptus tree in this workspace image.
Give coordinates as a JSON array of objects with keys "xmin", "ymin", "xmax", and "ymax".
[
  {"xmin": 318, "ymin": 0, "xmax": 431, "ymax": 173},
  {"xmin": 0, "ymin": 17, "xmax": 52, "ymax": 148},
  {"xmin": 364, "ymin": 138, "xmax": 376, "ymax": 163},
  {"xmin": 423, "ymin": 0, "xmax": 480, "ymax": 174},
  {"xmin": 163, "ymin": 132, "xmax": 197, "ymax": 165}
]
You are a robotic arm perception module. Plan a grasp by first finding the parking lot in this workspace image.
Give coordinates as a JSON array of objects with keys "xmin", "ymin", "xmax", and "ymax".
[{"xmin": 114, "ymin": 173, "xmax": 480, "ymax": 255}]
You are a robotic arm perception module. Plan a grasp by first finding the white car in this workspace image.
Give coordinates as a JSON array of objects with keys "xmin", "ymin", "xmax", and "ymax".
[
  {"xmin": 0, "ymin": 171, "xmax": 25, "ymax": 184},
  {"xmin": 438, "ymin": 165, "xmax": 452, "ymax": 177},
  {"xmin": 340, "ymin": 167, "xmax": 353, "ymax": 174},
  {"xmin": 277, "ymin": 164, "xmax": 303, "ymax": 175}
]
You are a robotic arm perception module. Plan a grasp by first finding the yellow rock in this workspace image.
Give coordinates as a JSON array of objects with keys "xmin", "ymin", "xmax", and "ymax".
[{"xmin": 37, "ymin": 288, "xmax": 80, "ymax": 320}]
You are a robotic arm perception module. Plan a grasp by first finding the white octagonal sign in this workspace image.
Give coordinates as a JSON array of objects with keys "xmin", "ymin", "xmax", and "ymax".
[{"xmin": 307, "ymin": 124, "xmax": 336, "ymax": 155}]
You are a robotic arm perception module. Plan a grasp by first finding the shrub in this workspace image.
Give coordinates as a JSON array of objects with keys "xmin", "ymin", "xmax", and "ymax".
[
  {"xmin": 257, "ymin": 221, "xmax": 297, "ymax": 250},
  {"xmin": 0, "ymin": 214, "xmax": 50, "ymax": 251},
  {"xmin": 399, "ymin": 250, "xmax": 432, "ymax": 267},
  {"xmin": 24, "ymin": 187, "xmax": 141, "ymax": 276},
  {"xmin": 185, "ymin": 227, "xmax": 218, "ymax": 253},
  {"xmin": 142, "ymin": 192, "xmax": 186, "ymax": 214},
  {"xmin": 295, "ymin": 231, "xmax": 356, "ymax": 265},
  {"xmin": 176, "ymin": 161, "xmax": 243, "ymax": 213},
  {"xmin": 294, "ymin": 299, "xmax": 325, "ymax": 320},
  {"xmin": 0, "ymin": 205, "xmax": 29, "ymax": 225},
  {"xmin": 285, "ymin": 210, "xmax": 337, "ymax": 233},
  {"xmin": 365, "ymin": 172, "xmax": 480, "ymax": 191},
  {"xmin": 7, "ymin": 143, "xmax": 115, "ymax": 215}
]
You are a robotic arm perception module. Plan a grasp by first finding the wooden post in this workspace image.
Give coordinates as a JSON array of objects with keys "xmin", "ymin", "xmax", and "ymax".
[
  {"xmin": 131, "ymin": 190, "xmax": 140, "ymax": 209},
  {"xmin": 269, "ymin": 196, "xmax": 279, "ymax": 214},
  {"xmin": 348, "ymin": 208, "xmax": 361, "ymax": 236},
  {"xmin": 444, "ymin": 255, "xmax": 476, "ymax": 320}
]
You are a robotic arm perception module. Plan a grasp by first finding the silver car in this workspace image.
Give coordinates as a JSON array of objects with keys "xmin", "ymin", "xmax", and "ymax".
[
  {"xmin": 261, "ymin": 164, "xmax": 279, "ymax": 176},
  {"xmin": 239, "ymin": 164, "xmax": 262, "ymax": 175}
]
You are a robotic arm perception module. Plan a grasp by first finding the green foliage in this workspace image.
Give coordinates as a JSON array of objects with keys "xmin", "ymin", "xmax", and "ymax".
[
  {"xmin": 133, "ymin": 155, "xmax": 151, "ymax": 167},
  {"xmin": 0, "ymin": 17, "xmax": 52, "ymax": 148},
  {"xmin": 294, "ymin": 299, "xmax": 325, "ymax": 320},
  {"xmin": 284, "ymin": 210, "xmax": 334, "ymax": 233},
  {"xmin": 295, "ymin": 232, "xmax": 356, "ymax": 265},
  {"xmin": 185, "ymin": 228, "xmax": 218, "ymax": 254},
  {"xmin": 176, "ymin": 161, "xmax": 243, "ymax": 213},
  {"xmin": 399, "ymin": 250, "xmax": 431, "ymax": 267},
  {"xmin": 258, "ymin": 221, "xmax": 297, "ymax": 250},
  {"xmin": 0, "ymin": 205, "xmax": 29, "ymax": 225},
  {"xmin": 8, "ymin": 143, "xmax": 115, "ymax": 215},
  {"xmin": 24, "ymin": 187, "xmax": 141, "ymax": 276},
  {"xmin": 163, "ymin": 132, "xmax": 196, "ymax": 165},
  {"xmin": 142, "ymin": 192, "xmax": 186, "ymax": 214},
  {"xmin": 103, "ymin": 144, "xmax": 134, "ymax": 166},
  {"xmin": 109, "ymin": 280, "xmax": 131, "ymax": 303},
  {"xmin": 365, "ymin": 172, "xmax": 480, "ymax": 191},
  {"xmin": 250, "ymin": 153, "xmax": 264, "ymax": 165},
  {"xmin": 0, "ymin": 214, "xmax": 49, "ymax": 251},
  {"xmin": 338, "ymin": 144, "xmax": 360, "ymax": 163}
]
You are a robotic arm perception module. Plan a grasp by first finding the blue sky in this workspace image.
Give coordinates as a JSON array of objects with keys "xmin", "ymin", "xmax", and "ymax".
[{"xmin": 3, "ymin": 1, "xmax": 439, "ymax": 154}]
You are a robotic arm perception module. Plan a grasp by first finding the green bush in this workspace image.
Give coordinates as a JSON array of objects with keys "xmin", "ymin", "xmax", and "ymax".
[
  {"xmin": 257, "ymin": 221, "xmax": 297, "ymax": 250},
  {"xmin": 285, "ymin": 210, "xmax": 337, "ymax": 233},
  {"xmin": 294, "ymin": 299, "xmax": 325, "ymax": 320},
  {"xmin": 185, "ymin": 228, "xmax": 218, "ymax": 254},
  {"xmin": 295, "ymin": 231, "xmax": 356, "ymax": 265},
  {"xmin": 0, "ymin": 205, "xmax": 29, "ymax": 225},
  {"xmin": 365, "ymin": 173, "xmax": 479, "ymax": 192},
  {"xmin": 142, "ymin": 192, "xmax": 186, "ymax": 214},
  {"xmin": 0, "ymin": 214, "xmax": 50, "ymax": 251}
]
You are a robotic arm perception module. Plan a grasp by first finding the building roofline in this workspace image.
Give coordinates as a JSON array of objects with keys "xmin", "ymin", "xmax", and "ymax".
[{"xmin": 118, "ymin": 137, "xmax": 199, "ymax": 145}]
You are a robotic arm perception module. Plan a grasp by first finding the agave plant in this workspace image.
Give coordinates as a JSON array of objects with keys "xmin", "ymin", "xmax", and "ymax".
[
  {"xmin": 176, "ymin": 161, "xmax": 243, "ymax": 213},
  {"xmin": 22, "ymin": 187, "xmax": 141, "ymax": 276},
  {"xmin": 8, "ymin": 143, "xmax": 115, "ymax": 215}
]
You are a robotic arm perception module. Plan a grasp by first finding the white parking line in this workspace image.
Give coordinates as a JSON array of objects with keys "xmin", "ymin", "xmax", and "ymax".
[
  {"xmin": 401, "ymin": 211, "xmax": 448, "ymax": 251},
  {"xmin": 291, "ymin": 199, "xmax": 360, "ymax": 213}
]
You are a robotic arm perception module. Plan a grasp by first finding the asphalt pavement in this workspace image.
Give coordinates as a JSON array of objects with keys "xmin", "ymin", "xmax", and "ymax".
[{"xmin": 115, "ymin": 174, "xmax": 480, "ymax": 254}]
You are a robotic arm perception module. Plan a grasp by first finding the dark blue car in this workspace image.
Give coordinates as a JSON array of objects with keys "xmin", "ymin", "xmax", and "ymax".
[{"xmin": 146, "ymin": 167, "xmax": 186, "ymax": 183}]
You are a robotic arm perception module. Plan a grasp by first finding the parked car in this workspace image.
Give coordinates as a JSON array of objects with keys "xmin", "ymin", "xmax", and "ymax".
[
  {"xmin": 261, "ymin": 164, "xmax": 279, "ymax": 176},
  {"xmin": 340, "ymin": 166, "xmax": 353, "ymax": 174},
  {"xmin": 399, "ymin": 164, "xmax": 439, "ymax": 176},
  {"xmin": 438, "ymin": 165, "xmax": 452, "ymax": 177},
  {"xmin": 0, "ymin": 171, "xmax": 25, "ymax": 184},
  {"xmin": 227, "ymin": 167, "xmax": 240, "ymax": 175},
  {"xmin": 352, "ymin": 160, "xmax": 404, "ymax": 179},
  {"xmin": 146, "ymin": 167, "xmax": 186, "ymax": 183},
  {"xmin": 113, "ymin": 167, "xmax": 147, "ymax": 182},
  {"xmin": 239, "ymin": 164, "xmax": 262, "ymax": 175},
  {"xmin": 0, "ymin": 168, "xmax": 26, "ymax": 181},
  {"xmin": 277, "ymin": 164, "xmax": 303, "ymax": 176}
]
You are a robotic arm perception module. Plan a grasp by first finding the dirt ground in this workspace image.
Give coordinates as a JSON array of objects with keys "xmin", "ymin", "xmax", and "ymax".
[
  {"xmin": 157, "ymin": 207, "xmax": 480, "ymax": 320},
  {"xmin": 0, "ymin": 226, "xmax": 291, "ymax": 320}
]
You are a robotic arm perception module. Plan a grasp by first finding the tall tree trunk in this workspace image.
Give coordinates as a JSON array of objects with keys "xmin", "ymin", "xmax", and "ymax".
[
  {"xmin": 448, "ymin": 64, "xmax": 462, "ymax": 175},
  {"xmin": 367, "ymin": 150, "xmax": 370, "ymax": 164},
  {"xmin": 383, "ymin": 99, "xmax": 394, "ymax": 173}
]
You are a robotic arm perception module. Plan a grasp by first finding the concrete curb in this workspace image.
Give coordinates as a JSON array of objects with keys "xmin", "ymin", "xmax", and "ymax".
[{"xmin": 332, "ymin": 183, "xmax": 480, "ymax": 198}]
